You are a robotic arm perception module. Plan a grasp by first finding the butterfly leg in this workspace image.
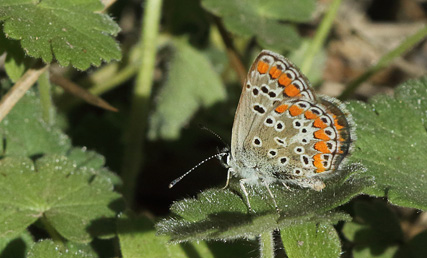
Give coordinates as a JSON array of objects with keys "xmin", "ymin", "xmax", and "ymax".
[
  {"xmin": 222, "ymin": 169, "xmax": 232, "ymax": 190},
  {"xmin": 239, "ymin": 179, "xmax": 253, "ymax": 213},
  {"xmin": 281, "ymin": 182, "xmax": 291, "ymax": 191},
  {"xmin": 264, "ymin": 182, "xmax": 280, "ymax": 213}
]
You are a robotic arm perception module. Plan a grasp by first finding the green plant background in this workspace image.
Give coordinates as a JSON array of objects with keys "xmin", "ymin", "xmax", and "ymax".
[{"xmin": 0, "ymin": 0, "xmax": 426, "ymax": 257}]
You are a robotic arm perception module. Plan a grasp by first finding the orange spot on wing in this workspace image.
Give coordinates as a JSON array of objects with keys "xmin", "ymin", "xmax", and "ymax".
[
  {"xmin": 289, "ymin": 105, "xmax": 304, "ymax": 116},
  {"xmin": 314, "ymin": 129, "xmax": 330, "ymax": 141},
  {"xmin": 316, "ymin": 167, "xmax": 326, "ymax": 173},
  {"xmin": 314, "ymin": 141, "xmax": 331, "ymax": 153},
  {"xmin": 334, "ymin": 119, "xmax": 344, "ymax": 130},
  {"xmin": 257, "ymin": 61, "xmax": 269, "ymax": 74},
  {"xmin": 278, "ymin": 73, "xmax": 292, "ymax": 87},
  {"xmin": 275, "ymin": 104, "xmax": 289, "ymax": 113},
  {"xmin": 313, "ymin": 154, "xmax": 326, "ymax": 173},
  {"xmin": 269, "ymin": 66, "xmax": 282, "ymax": 79},
  {"xmin": 313, "ymin": 118, "xmax": 328, "ymax": 129},
  {"xmin": 313, "ymin": 154, "xmax": 323, "ymax": 162},
  {"xmin": 304, "ymin": 110, "xmax": 318, "ymax": 120},
  {"xmin": 284, "ymin": 84, "xmax": 300, "ymax": 97}
]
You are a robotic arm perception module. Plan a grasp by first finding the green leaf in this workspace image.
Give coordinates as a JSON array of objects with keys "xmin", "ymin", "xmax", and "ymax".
[
  {"xmin": 0, "ymin": 230, "xmax": 33, "ymax": 258},
  {"xmin": 0, "ymin": 30, "xmax": 32, "ymax": 82},
  {"xmin": 65, "ymin": 242, "xmax": 98, "ymax": 258},
  {"xmin": 148, "ymin": 39, "xmax": 226, "ymax": 140},
  {"xmin": 347, "ymin": 76, "xmax": 427, "ymax": 210},
  {"xmin": 280, "ymin": 223, "xmax": 341, "ymax": 258},
  {"xmin": 118, "ymin": 212, "xmax": 219, "ymax": 258},
  {"xmin": 157, "ymin": 162, "xmax": 370, "ymax": 242},
  {"xmin": 0, "ymin": 155, "xmax": 122, "ymax": 243},
  {"xmin": 342, "ymin": 199, "xmax": 403, "ymax": 257},
  {"xmin": 26, "ymin": 240, "xmax": 94, "ymax": 258},
  {"xmin": 0, "ymin": 0, "xmax": 121, "ymax": 70},
  {"xmin": 118, "ymin": 213, "xmax": 171, "ymax": 258},
  {"xmin": 0, "ymin": 90, "xmax": 71, "ymax": 157},
  {"xmin": 202, "ymin": 0, "xmax": 316, "ymax": 51},
  {"xmin": 67, "ymin": 147, "xmax": 122, "ymax": 188}
]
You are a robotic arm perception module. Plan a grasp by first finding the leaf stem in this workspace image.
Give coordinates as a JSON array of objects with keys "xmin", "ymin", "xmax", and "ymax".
[
  {"xmin": 37, "ymin": 69, "xmax": 53, "ymax": 124},
  {"xmin": 50, "ymin": 75, "xmax": 118, "ymax": 112},
  {"xmin": 121, "ymin": 0, "xmax": 163, "ymax": 204},
  {"xmin": 339, "ymin": 25, "xmax": 427, "ymax": 99},
  {"xmin": 57, "ymin": 63, "xmax": 138, "ymax": 111},
  {"xmin": 0, "ymin": 64, "xmax": 49, "ymax": 123},
  {"xmin": 259, "ymin": 231, "xmax": 275, "ymax": 258},
  {"xmin": 300, "ymin": 0, "xmax": 342, "ymax": 76}
]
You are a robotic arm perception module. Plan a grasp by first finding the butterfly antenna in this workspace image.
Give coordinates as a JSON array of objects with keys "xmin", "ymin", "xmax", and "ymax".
[
  {"xmin": 198, "ymin": 124, "xmax": 230, "ymax": 149},
  {"xmin": 169, "ymin": 152, "xmax": 228, "ymax": 188}
]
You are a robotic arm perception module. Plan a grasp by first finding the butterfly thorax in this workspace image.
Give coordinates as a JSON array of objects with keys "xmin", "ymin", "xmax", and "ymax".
[{"xmin": 226, "ymin": 152, "xmax": 287, "ymax": 185}]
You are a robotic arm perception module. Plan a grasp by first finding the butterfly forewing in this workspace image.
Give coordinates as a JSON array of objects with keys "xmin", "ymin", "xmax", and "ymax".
[{"xmin": 231, "ymin": 51, "xmax": 317, "ymax": 167}]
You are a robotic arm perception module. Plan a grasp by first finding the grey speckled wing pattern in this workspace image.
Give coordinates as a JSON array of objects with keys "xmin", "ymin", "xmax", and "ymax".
[{"xmin": 226, "ymin": 50, "xmax": 355, "ymax": 211}]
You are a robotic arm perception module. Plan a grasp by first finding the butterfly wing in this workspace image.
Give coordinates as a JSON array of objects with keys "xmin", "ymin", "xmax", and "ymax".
[
  {"xmin": 230, "ymin": 50, "xmax": 354, "ymax": 185},
  {"xmin": 231, "ymin": 50, "xmax": 316, "ymax": 163}
]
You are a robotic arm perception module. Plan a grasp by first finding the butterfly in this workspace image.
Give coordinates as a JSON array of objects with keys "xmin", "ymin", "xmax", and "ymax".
[
  {"xmin": 170, "ymin": 50, "xmax": 355, "ymax": 212},
  {"xmin": 224, "ymin": 50, "xmax": 355, "ymax": 211}
]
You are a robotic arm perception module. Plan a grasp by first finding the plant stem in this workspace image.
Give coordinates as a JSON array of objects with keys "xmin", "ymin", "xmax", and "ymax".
[
  {"xmin": 339, "ymin": 25, "xmax": 427, "ymax": 99},
  {"xmin": 40, "ymin": 215, "xmax": 65, "ymax": 249},
  {"xmin": 300, "ymin": 0, "xmax": 342, "ymax": 76},
  {"xmin": 58, "ymin": 63, "xmax": 138, "ymax": 111},
  {"xmin": 37, "ymin": 69, "xmax": 53, "ymax": 124},
  {"xmin": 50, "ymin": 75, "xmax": 118, "ymax": 112},
  {"xmin": 121, "ymin": 0, "xmax": 163, "ymax": 204},
  {"xmin": 259, "ymin": 231, "xmax": 275, "ymax": 258},
  {"xmin": 213, "ymin": 16, "xmax": 246, "ymax": 85},
  {"xmin": 0, "ymin": 64, "xmax": 49, "ymax": 123}
]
